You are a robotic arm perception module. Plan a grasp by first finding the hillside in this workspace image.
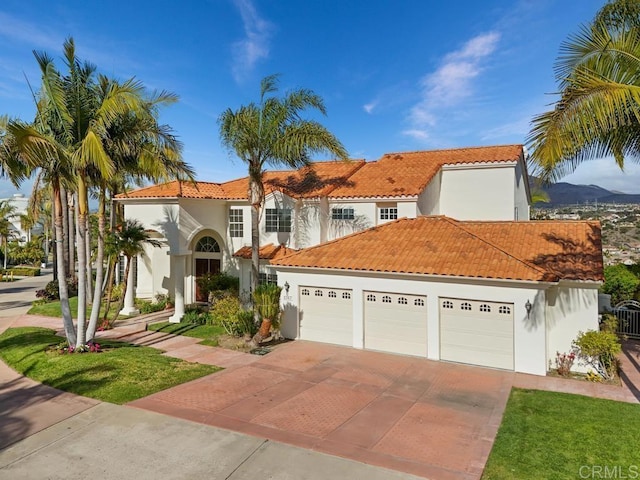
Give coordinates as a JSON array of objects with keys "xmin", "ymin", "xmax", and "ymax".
[{"xmin": 533, "ymin": 180, "xmax": 640, "ymax": 206}]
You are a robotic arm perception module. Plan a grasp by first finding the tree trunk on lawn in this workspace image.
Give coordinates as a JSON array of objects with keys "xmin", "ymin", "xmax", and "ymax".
[
  {"xmin": 53, "ymin": 181, "xmax": 76, "ymax": 345},
  {"xmin": 60, "ymin": 185, "xmax": 69, "ymax": 274},
  {"xmin": 85, "ymin": 219, "xmax": 92, "ymax": 304},
  {"xmin": 67, "ymin": 190, "xmax": 75, "ymax": 282},
  {"xmin": 248, "ymin": 169, "xmax": 264, "ymax": 326},
  {"xmin": 112, "ymin": 254, "xmax": 131, "ymax": 325},
  {"xmin": 102, "ymin": 255, "xmax": 117, "ymax": 323},
  {"xmin": 75, "ymin": 188, "xmax": 87, "ymax": 348},
  {"xmin": 86, "ymin": 189, "xmax": 106, "ymax": 341}
]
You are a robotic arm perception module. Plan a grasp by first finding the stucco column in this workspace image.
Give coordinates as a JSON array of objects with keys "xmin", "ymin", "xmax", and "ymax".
[
  {"xmin": 169, "ymin": 254, "xmax": 186, "ymax": 323},
  {"xmin": 120, "ymin": 257, "xmax": 139, "ymax": 316}
]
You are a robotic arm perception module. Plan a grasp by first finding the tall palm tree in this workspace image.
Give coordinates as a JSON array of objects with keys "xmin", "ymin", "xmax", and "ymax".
[
  {"xmin": 219, "ymin": 75, "xmax": 347, "ymax": 340},
  {"xmin": 110, "ymin": 219, "xmax": 161, "ymax": 324},
  {"xmin": 0, "ymin": 200, "xmax": 18, "ymax": 269},
  {"xmin": 528, "ymin": 0, "xmax": 640, "ymax": 181}
]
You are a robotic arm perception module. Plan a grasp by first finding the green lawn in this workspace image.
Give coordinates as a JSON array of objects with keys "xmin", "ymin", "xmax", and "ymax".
[
  {"xmin": 148, "ymin": 321, "xmax": 226, "ymax": 347},
  {"xmin": 482, "ymin": 388, "xmax": 640, "ymax": 479},
  {"xmin": 28, "ymin": 297, "xmax": 123, "ymax": 320},
  {"xmin": 0, "ymin": 327, "xmax": 219, "ymax": 404}
]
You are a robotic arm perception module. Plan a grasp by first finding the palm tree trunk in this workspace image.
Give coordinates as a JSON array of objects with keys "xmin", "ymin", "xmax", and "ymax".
[
  {"xmin": 249, "ymin": 173, "xmax": 263, "ymax": 328},
  {"xmin": 102, "ymin": 255, "xmax": 117, "ymax": 323},
  {"xmin": 60, "ymin": 185, "xmax": 69, "ymax": 274},
  {"xmin": 53, "ymin": 182, "xmax": 76, "ymax": 345},
  {"xmin": 87, "ymin": 190, "xmax": 106, "ymax": 341},
  {"xmin": 67, "ymin": 190, "xmax": 75, "ymax": 281},
  {"xmin": 112, "ymin": 255, "xmax": 131, "ymax": 325},
  {"xmin": 75, "ymin": 186, "xmax": 88, "ymax": 348},
  {"xmin": 85, "ymin": 222, "xmax": 93, "ymax": 304}
]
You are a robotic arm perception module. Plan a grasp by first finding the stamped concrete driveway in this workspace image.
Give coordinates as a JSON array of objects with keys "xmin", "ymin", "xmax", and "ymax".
[{"xmin": 130, "ymin": 341, "xmax": 513, "ymax": 480}]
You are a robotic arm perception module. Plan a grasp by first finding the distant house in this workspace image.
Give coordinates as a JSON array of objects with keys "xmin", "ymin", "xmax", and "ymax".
[
  {"xmin": 0, "ymin": 193, "xmax": 41, "ymax": 244},
  {"xmin": 115, "ymin": 144, "xmax": 603, "ymax": 376}
]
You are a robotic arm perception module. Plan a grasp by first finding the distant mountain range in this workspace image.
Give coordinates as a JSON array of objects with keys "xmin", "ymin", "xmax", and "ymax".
[{"xmin": 533, "ymin": 180, "xmax": 640, "ymax": 207}]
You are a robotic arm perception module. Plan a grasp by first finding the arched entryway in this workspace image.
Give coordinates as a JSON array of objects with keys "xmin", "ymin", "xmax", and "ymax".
[{"xmin": 193, "ymin": 234, "xmax": 222, "ymax": 302}]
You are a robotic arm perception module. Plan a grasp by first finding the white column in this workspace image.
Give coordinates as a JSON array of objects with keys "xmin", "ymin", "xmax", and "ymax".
[
  {"xmin": 169, "ymin": 255, "xmax": 185, "ymax": 323},
  {"xmin": 120, "ymin": 257, "xmax": 139, "ymax": 316}
]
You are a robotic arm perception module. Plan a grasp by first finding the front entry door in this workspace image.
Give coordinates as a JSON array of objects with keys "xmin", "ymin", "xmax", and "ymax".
[{"xmin": 195, "ymin": 258, "xmax": 221, "ymax": 302}]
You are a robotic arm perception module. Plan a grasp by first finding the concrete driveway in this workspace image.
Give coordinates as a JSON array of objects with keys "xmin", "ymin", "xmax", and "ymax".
[{"xmin": 131, "ymin": 340, "xmax": 514, "ymax": 480}]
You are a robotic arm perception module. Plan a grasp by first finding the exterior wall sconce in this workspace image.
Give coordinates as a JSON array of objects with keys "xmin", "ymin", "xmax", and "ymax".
[
  {"xmin": 284, "ymin": 281, "xmax": 290, "ymax": 293},
  {"xmin": 525, "ymin": 299, "xmax": 532, "ymax": 317}
]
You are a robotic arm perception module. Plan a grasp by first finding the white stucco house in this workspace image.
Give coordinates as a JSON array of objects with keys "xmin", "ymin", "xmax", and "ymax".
[
  {"xmin": 114, "ymin": 144, "xmax": 603, "ymax": 376},
  {"xmin": 0, "ymin": 193, "xmax": 42, "ymax": 244}
]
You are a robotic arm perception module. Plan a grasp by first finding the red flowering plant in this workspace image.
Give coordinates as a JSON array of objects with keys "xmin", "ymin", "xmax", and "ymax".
[{"xmin": 555, "ymin": 351, "xmax": 575, "ymax": 377}]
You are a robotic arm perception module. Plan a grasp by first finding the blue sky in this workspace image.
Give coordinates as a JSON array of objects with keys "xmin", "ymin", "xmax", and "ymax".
[{"xmin": 2, "ymin": 0, "xmax": 638, "ymax": 198}]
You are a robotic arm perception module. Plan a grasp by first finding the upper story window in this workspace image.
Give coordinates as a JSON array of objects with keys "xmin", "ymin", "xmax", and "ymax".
[
  {"xmin": 378, "ymin": 205, "xmax": 398, "ymax": 220},
  {"xmin": 331, "ymin": 208, "xmax": 355, "ymax": 220},
  {"xmin": 195, "ymin": 236, "xmax": 220, "ymax": 252},
  {"xmin": 229, "ymin": 209, "xmax": 243, "ymax": 237},
  {"xmin": 265, "ymin": 208, "xmax": 292, "ymax": 233},
  {"xmin": 258, "ymin": 272, "xmax": 278, "ymax": 285}
]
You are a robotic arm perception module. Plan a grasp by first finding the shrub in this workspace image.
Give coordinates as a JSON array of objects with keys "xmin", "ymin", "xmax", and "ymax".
[
  {"xmin": 600, "ymin": 314, "xmax": 619, "ymax": 334},
  {"xmin": 10, "ymin": 240, "xmax": 45, "ymax": 266},
  {"xmin": 555, "ymin": 351, "xmax": 576, "ymax": 376},
  {"xmin": 253, "ymin": 283, "xmax": 282, "ymax": 326},
  {"xmin": 2, "ymin": 266, "xmax": 40, "ymax": 276},
  {"xmin": 197, "ymin": 272, "xmax": 239, "ymax": 302},
  {"xmin": 601, "ymin": 264, "xmax": 640, "ymax": 306},
  {"xmin": 572, "ymin": 330, "xmax": 622, "ymax": 380},
  {"xmin": 111, "ymin": 283, "xmax": 124, "ymax": 301},
  {"xmin": 36, "ymin": 277, "xmax": 78, "ymax": 301}
]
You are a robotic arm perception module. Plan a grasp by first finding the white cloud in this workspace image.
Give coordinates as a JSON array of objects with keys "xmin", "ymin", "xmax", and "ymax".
[
  {"xmin": 363, "ymin": 101, "xmax": 377, "ymax": 114},
  {"xmin": 402, "ymin": 129, "xmax": 430, "ymax": 141},
  {"xmin": 561, "ymin": 158, "xmax": 640, "ymax": 194},
  {"xmin": 405, "ymin": 31, "xmax": 500, "ymax": 137},
  {"xmin": 0, "ymin": 12, "xmax": 62, "ymax": 51},
  {"xmin": 231, "ymin": 0, "xmax": 274, "ymax": 82}
]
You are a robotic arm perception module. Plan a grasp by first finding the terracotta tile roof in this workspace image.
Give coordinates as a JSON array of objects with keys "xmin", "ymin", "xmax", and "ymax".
[
  {"xmin": 221, "ymin": 160, "xmax": 366, "ymax": 200},
  {"xmin": 271, "ymin": 216, "xmax": 603, "ymax": 283},
  {"xmin": 463, "ymin": 220, "xmax": 604, "ymax": 282},
  {"xmin": 115, "ymin": 145, "xmax": 523, "ymax": 201},
  {"xmin": 114, "ymin": 181, "xmax": 227, "ymax": 199},
  {"xmin": 328, "ymin": 144, "xmax": 523, "ymax": 198},
  {"xmin": 233, "ymin": 243, "xmax": 297, "ymax": 260}
]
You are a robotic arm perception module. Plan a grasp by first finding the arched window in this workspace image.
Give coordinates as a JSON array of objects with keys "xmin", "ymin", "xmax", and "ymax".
[
  {"xmin": 328, "ymin": 291, "xmax": 337, "ymax": 298},
  {"xmin": 315, "ymin": 290, "xmax": 323, "ymax": 297},
  {"xmin": 414, "ymin": 298, "xmax": 425, "ymax": 307},
  {"xmin": 442, "ymin": 300, "xmax": 454, "ymax": 309},
  {"xmin": 398, "ymin": 297, "xmax": 408, "ymax": 305},
  {"xmin": 461, "ymin": 302, "xmax": 472, "ymax": 311},
  {"xmin": 195, "ymin": 236, "xmax": 220, "ymax": 253},
  {"xmin": 479, "ymin": 304, "xmax": 491, "ymax": 313},
  {"xmin": 499, "ymin": 305, "xmax": 511, "ymax": 314},
  {"xmin": 367, "ymin": 294, "xmax": 376, "ymax": 302},
  {"xmin": 382, "ymin": 295, "xmax": 392, "ymax": 303},
  {"xmin": 342, "ymin": 292, "xmax": 351, "ymax": 300},
  {"xmin": 301, "ymin": 289, "xmax": 310, "ymax": 296}
]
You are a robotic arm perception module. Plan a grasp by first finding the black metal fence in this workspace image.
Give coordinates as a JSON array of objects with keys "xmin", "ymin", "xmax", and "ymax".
[{"xmin": 613, "ymin": 301, "xmax": 640, "ymax": 339}]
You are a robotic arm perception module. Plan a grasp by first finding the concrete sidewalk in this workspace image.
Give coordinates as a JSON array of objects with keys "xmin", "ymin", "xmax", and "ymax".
[{"xmin": 0, "ymin": 403, "xmax": 418, "ymax": 480}]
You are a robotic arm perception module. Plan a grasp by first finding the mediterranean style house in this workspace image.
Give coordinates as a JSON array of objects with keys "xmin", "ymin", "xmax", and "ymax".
[{"xmin": 114, "ymin": 144, "xmax": 603, "ymax": 376}]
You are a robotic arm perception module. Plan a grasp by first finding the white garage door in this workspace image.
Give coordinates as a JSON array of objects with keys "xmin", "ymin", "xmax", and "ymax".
[
  {"xmin": 364, "ymin": 291, "xmax": 428, "ymax": 357},
  {"xmin": 299, "ymin": 287, "xmax": 353, "ymax": 346},
  {"xmin": 440, "ymin": 298, "xmax": 514, "ymax": 370}
]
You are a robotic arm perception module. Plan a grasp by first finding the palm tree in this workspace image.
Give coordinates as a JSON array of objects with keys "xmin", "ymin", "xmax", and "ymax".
[
  {"xmin": 219, "ymin": 74, "xmax": 347, "ymax": 340},
  {"xmin": 110, "ymin": 219, "xmax": 161, "ymax": 324},
  {"xmin": 528, "ymin": 0, "xmax": 640, "ymax": 181},
  {"xmin": 0, "ymin": 200, "xmax": 18, "ymax": 269}
]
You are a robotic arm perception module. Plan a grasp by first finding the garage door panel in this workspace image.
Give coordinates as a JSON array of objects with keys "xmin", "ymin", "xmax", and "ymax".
[
  {"xmin": 440, "ymin": 298, "xmax": 514, "ymax": 370},
  {"xmin": 299, "ymin": 287, "xmax": 353, "ymax": 346},
  {"xmin": 364, "ymin": 292, "xmax": 427, "ymax": 357}
]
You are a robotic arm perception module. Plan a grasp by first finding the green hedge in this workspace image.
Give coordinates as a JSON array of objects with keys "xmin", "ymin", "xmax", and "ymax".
[{"xmin": 0, "ymin": 267, "xmax": 41, "ymax": 276}]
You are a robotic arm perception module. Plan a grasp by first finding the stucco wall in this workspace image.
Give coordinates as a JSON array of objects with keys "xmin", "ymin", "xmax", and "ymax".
[
  {"xmin": 417, "ymin": 171, "xmax": 441, "ymax": 216},
  {"xmin": 514, "ymin": 158, "xmax": 530, "ymax": 221},
  {"xmin": 440, "ymin": 166, "xmax": 515, "ymax": 220},
  {"xmin": 546, "ymin": 284, "xmax": 600, "ymax": 373},
  {"xmin": 277, "ymin": 269, "xmax": 548, "ymax": 375}
]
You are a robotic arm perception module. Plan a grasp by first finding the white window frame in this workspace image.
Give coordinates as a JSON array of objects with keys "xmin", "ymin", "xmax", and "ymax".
[
  {"xmin": 378, "ymin": 205, "xmax": 398, "ymax": 220},
  {"xmin": 229, "ymin": 208, "xmax": 243, "ymax": 237},
  {"xmin": 331, "ymin": 207, "xmax": 355, "ymax": 220},
  {"xmin": 265, "ymin": 208, "xmax": 292, "ymax": 233}
]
